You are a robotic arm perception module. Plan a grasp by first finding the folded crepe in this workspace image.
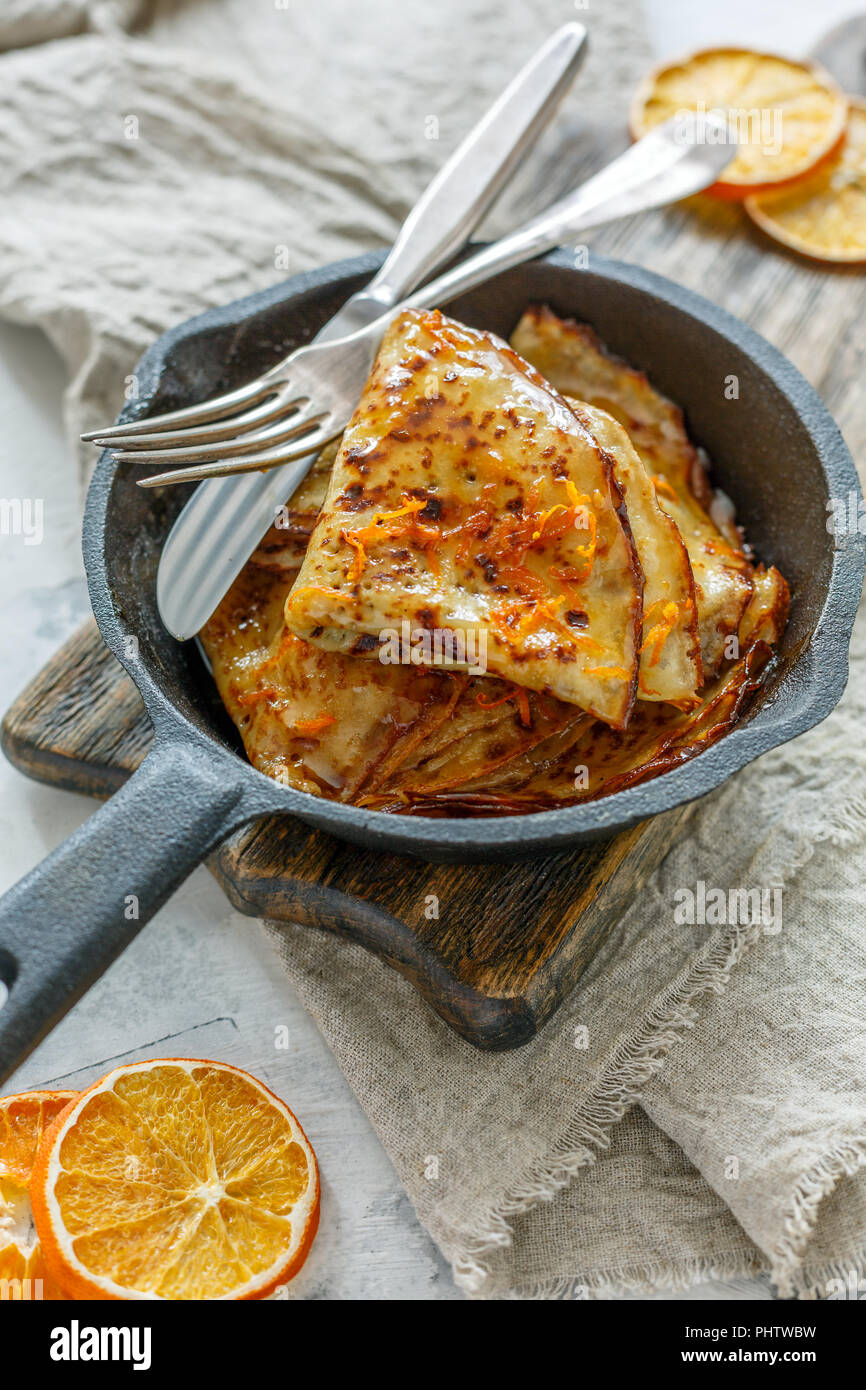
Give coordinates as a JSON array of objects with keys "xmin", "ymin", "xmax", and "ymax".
[
  {"xmin": 201, "ymin": 556, "xmax": 447, "ymax": 800},
  {"xmin": 567, "ymin": 400, "xmax": 702, "ymax": 704},
  {"xmin": 284, "ymin": 307, "xmax": 644, "ymax": 728},
  {"xmin": 510, "ymin": 305, "xmax": 754, "ymax": 677},
  {"xmin": 364, "ymin": 562, "xmax": 788, "ymax": 816},
  {"xmin": 201, "ymin": 541, "xmax": 579, "ymax": 802},
  {"xmin": 202, "ymin": 306, "xmax": 787, "ymax": 816}
]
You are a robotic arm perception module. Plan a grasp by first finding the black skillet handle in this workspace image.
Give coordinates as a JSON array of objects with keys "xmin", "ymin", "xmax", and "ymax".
[{"xmin": 0, "ymin": 737, "xmax": 251, "ymax": 1084}]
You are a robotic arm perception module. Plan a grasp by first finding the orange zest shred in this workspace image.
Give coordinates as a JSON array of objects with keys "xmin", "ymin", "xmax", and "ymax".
[
  {"xmin": 640, "ymin": 601, "xmax": 682, "ymax": 668},
  {"xmin": 234, "ymin": 695, "xmax": 336, "ymax": 742},
  {"xmin": 585, "ymin": 665, "xmax": 630, "ymax": 681},
  {"xmin": 288, "ymin": 714, "xmax": 336, "ymax": 737},
  {"xmin": 484, "ymin": 485, "xmax": 602, "ymax": 647},
  {"xmin": 332, "ymin": 481, "xmax": 608, "ymax": 664},
  {"xmin": 258, "ymin": 628, "xmax": 304, "ymax": 673},
  {"xmin": 551, "ymin": 558, "xmax": 593, "ymax": 587},
  {"xmin": 476, "ymin": 689, "xmax": 516, "ymax": 710},
  {"xmin": 562, "ymin": 480, "xmax": 587, "ymax": 508},
  {"xmin": 490, "ymin": 595, "xmax": 603, "ymax": 651},
  {"xmin": 342, "ymin": 484, "xmax": 601, "ymax": 640},
  {"xmin": 526, "ymin": 599, "xmax": 603, "ymax": 648},
  {"xmin": 559, "ymin": 480, "xmax": 597, "ymax": 578},
  {"xmin": 517, "ymin": 594, "xmax": 565, "ymax": 635},
  {"xmin": 454, "ymin": 505, "xmax": 494, "ymax": 566},
  {"xmin": 482, "ymin": 482, "xmax": 601, "ymax": 641},
  {"xmin": 351, "ymin": 496, "xmax": 428, "ymax": 545},
  {"xmin": 651, "ymin": 474, "xmax": 679, "ymax": 502},
  {"xmin": 341, "ymin": 530, "xmax": 367, "ymax": 583},
  {"xmin": 571, "ymin": 632, "xmax": 605, "ymax": 652},
  {"xmin": 490, "ymin": 599, "xmax": 532, "ymax": 639},
  {"xmin": 236, "ymin": 686, "xmax": 283, "ymax": 708},
  {"xmin": 531, "ymin": 504, "xmax": 567, "ymax": 542},
  {"xmin": 459, "ymin": 479, "xmax": 596, "ymax": 573},
  {"xmin": 339, "ymin": 494, "xmax": 446, "ymax": 581},
  {"xmin": 287, "ymin": 584, "xmax": 352, "ymax": 608},
  {"xmin": 238, "ymin": 688, "xmax": 336, "ymax": 737},
  {"xmin": 476, "ymin": 684, "xmax": 533, "ymax": 728}
]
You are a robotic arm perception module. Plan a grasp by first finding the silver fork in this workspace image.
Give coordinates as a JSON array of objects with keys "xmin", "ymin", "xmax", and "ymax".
[
  {"xmin": 82, "ymin": 22, "xmax": 588, "ymax": 639},
  {"xmin": 124, "ymin": 111, "xmax": 731, "ymax": 485},
  {"xmin": 91, "ymin": 112, "xmax": 732, "ymax": 637}
]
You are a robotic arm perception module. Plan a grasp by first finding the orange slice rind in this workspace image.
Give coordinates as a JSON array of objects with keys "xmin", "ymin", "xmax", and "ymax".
[
  {"xmin": 745, "ymin": 97, "xmax": 866, "ymax": 261},
  {"xmin": 630, "ymin": 47, "xmax": 847, "ymax": 198},
  {"xmin": 31, "ymin": 1059, "xmax": 319, "ymax": 1301},
  {"xmin": 0, "ymin": 1089, "xmax": 78, "ymax": 1300}
]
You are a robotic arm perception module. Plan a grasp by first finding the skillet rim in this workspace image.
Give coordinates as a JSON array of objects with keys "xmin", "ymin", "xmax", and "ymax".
[{"xmin": 83, "ymin": 249, "xmax": 866, "ymax": 858}]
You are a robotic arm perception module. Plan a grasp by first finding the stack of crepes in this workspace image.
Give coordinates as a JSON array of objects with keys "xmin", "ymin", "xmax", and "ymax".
[{"xmin": 200, "ymin": 307, "xmax": 788, "ymax": 815}]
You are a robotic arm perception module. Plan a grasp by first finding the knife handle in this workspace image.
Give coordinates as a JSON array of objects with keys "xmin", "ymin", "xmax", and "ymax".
[
  {"xmin": 152, "ymin": 22, "xmax": 587, "ymax": 641},
  {"xmin": 359, "ymin": 21, "xmax": 588, "ymax": 315}
]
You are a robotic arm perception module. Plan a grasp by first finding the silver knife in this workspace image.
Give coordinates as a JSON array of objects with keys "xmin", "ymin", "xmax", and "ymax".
[{"xmin": 156, "ymin": 22, "xmax": 588, "ymax": 640}]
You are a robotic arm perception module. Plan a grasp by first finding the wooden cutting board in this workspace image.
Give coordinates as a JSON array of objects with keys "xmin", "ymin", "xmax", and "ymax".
[
  {"xmin": 0, "ymin": 619, "xmax": 695, "ymax": 1051},
  {"xmin": 4, "ymin": 178, "xmax": 863, "ymax": 1052}
]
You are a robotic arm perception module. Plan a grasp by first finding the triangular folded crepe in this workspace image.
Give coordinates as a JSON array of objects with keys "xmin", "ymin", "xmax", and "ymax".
[
  {"xmin": 567, "ymin": 401, "xmax": 702, "ymax": 703},
  {"xmin": 372, "ymin": 558, "xmax": 787, "ymax": 816},
  {"xmin": 284, "ymin": 308, "xmax": 643, "ymax": 727},
  {"xmin": 510, "ymin": 306, "xmax": 753, "ymax": 676},
  {"xmin": 200, "ymin": 560, "xmax": 447, "ymax": 800},
  {"xmin": 301, "ymin": 407, "xmax": 703, "ymax": 706}
]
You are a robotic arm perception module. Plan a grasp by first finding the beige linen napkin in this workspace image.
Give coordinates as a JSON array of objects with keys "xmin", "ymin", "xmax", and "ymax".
[
  {"xmin": 1, "ymin": 0, "xmax": 864, "ymax": 1299},
  {"xmin": 266, "ymin": 611, "xmax": 866, "ymax": 1296}
]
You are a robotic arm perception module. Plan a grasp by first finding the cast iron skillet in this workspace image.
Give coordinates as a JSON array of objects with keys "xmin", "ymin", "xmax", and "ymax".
[{"xmin": 0, "ymin": 249, "xmax": 862, "ymax": 1081}]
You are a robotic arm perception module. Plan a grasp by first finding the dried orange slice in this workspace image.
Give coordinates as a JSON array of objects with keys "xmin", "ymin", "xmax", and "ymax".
[
  {"xmin": 745, "ymin": 98, "xmax": 866, "ymax": 261},
  {"xmin": 630, "ymin": 47, "xmax": 847, "ymax": 198},
  {"xmin": 1, "ymin": 1089, "xmax": 78, "ymax": 1300},
  {"xmin": 31, "ymin": 1059, "xmax": 319, "ymax": 1300}
]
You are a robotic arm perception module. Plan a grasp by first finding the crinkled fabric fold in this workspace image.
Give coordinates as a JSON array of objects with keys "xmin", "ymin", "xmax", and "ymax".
[
  {"xmin": 0, "ymin": 29, "xmax": 406, "ymax": 480},
  {"xmin": 266, "ymin": 600, "xmax": 866, "ymax": 1296},
  {"xmin": 0, "ymin": 0, "xmax": 143, "ymax": 52},
  {"xmin": 0, "ymin": 0, "xmax": 635, "ymax": 487}
]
